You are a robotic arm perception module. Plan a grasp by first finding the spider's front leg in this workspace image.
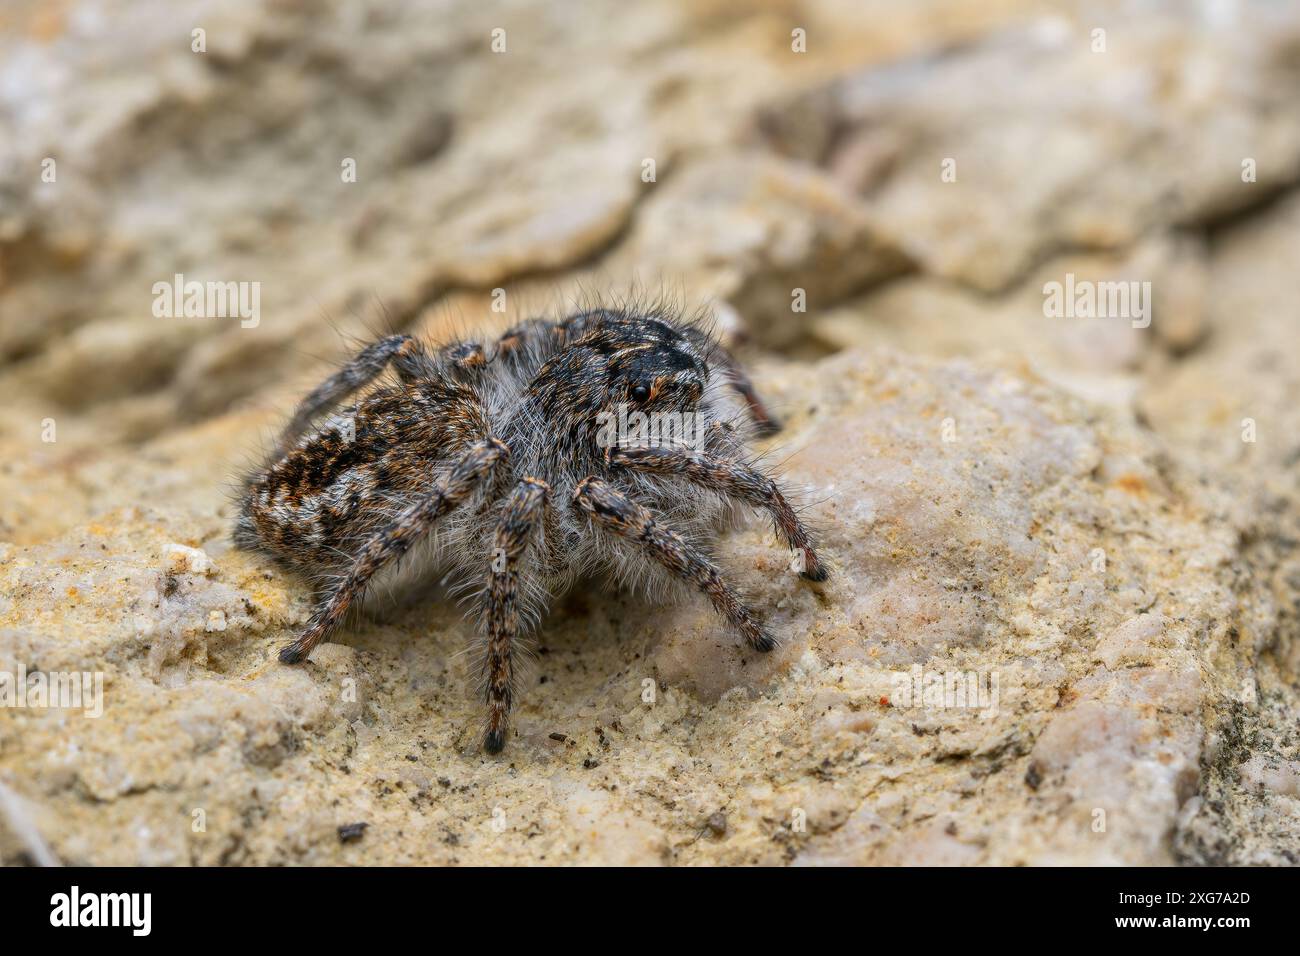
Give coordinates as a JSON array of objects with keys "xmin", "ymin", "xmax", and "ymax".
[
  {"xmin": 481, "ymin": 478, "xmax": 550, "ymax": 754},
  {"xmin": 607, "ymin": 445, "xmax": 828, "ymax": 582},
  {"xmin": 572, "ymin": 477, "xmax": 775, "ymax": 652},
  {"xmin": 279, "ymin": 437, "xmax": 509, "ymax": 664}
]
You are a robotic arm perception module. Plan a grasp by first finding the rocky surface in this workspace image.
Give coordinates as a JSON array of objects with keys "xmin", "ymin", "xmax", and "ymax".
[{"xmin": 1, "ymin": 0, "xmax": 1297, "ymax": 865}]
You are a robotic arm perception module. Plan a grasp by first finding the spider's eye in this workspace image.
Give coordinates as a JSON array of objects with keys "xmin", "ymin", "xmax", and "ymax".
[{"xmin": 630, "ymin": 383, "xmax": 650, "ymax": 402}]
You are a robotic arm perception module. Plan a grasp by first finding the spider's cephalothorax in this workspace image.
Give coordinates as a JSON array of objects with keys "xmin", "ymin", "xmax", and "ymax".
[{"xmin": 235, "ymin": 308, "xmax": 828, "ymax": 754}]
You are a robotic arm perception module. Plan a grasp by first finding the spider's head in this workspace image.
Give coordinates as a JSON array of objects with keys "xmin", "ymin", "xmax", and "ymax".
[
  {"xmin": 531, "ymin": 312, "xmax": 714, "ymax": 451},
  {"xmin": 600, "ymin": 315, "xmax": 709, "ymax": 412}
]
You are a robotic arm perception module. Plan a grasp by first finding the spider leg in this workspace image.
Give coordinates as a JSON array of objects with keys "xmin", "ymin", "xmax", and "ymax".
[
  {"xmin": 495, "ymin": 318, "xmax": 560, "ymax": 360},
  {"xmin": 607, "ymin": 445, "xmax": 828, "ymax": 582},
  {"xmin": 572, "ymin": 477, "xmax": 775, "ymax": 652},
  {"xmin": 482, "ymin": 477, "xmax": 551, "ymax": 754},
  {"xmin": 720, "ymin": 355, "xmax": 782, "ymax": 437},
  {"xmin": 279, "ymin": 437, "xmax": 508, "ymax": 664},
  {"xmin": 440, "ymin": 340, "xmax": 488, "ymax": 380},
  {"xmin": 684, "ymin": 330, "xmax": 782, "ymax": 437},
  {"xmin": 276, "ymin": 334, "xmax": 432, "ymax": 453}
]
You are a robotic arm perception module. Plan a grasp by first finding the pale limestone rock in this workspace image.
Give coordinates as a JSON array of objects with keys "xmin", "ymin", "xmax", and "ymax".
[
  {"xmin": 762, "ymin": 6, "xmax": 1300, "ymax": 292},
  {"xmin": 1240, "ymin": 757, "xmax": 1300, "ymax": 800},
  {"xmin": 1093, "ymin": 614, "xmax": 1169, "ymax": 670}
]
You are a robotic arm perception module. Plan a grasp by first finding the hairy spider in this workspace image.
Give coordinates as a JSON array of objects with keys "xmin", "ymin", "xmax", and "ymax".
[{"xmin": 234, "ymin": 306, "xmax": 827, "ymax": 754}]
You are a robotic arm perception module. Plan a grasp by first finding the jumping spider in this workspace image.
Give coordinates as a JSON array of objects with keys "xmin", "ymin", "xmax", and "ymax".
[{"xmin": 235, "ymin": 307, "xmax": 827, "ymax": 754}]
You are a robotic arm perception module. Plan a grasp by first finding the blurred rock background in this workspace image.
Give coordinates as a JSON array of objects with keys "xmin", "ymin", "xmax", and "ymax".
[{"xmin": 0, "ymin": 0, "xmax": 1297, "ymax": 865}]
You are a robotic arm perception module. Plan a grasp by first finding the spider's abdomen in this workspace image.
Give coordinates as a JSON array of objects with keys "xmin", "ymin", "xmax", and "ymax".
[{"xmin": 236, "ymin": 379, "xmax": 489, "ymax": 568}]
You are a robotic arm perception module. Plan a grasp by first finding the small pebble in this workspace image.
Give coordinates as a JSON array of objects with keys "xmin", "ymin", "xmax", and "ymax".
[
  {"xmin": 164, "ymin": 543, "xmax": 213, "ymax": 575},
  {"xmin": 337, "ymin": 822, "xmax": 369, "ymax": 843}
]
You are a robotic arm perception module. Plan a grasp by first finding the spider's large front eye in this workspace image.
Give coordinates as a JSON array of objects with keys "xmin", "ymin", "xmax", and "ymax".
[{"xmin": 630, "ymin": 383, "xmax": 650, "ymax": 402}]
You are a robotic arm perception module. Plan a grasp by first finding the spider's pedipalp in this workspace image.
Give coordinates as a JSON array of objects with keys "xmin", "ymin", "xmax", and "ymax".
[{"xmin": 572, "ymin": 476, "xmax": 775, "ymax": 652}]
